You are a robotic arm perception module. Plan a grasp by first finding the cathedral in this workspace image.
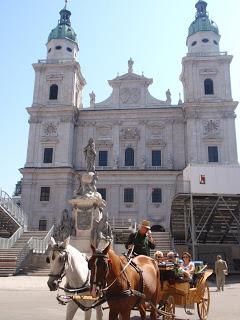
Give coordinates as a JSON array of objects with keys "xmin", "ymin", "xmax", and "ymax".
[{"xmin": 20, "ymin": 0, "xmax": 239, "ymax": 246}]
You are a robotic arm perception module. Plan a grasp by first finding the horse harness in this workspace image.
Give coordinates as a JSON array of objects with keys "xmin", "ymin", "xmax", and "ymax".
[
  {"xmin": 90, "ymin": 252, "xmax": 146, "ymax": 306},
  {"xmin": 48, "ymin": 245, "xmax": 93, "ymax": 311}
]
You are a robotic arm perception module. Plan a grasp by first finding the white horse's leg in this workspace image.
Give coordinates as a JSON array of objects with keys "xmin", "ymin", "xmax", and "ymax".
[
  {"xmin": 96, "ymin": 305, "xmax": 103, "ymax": 320},
  {"xmin": 84, "ymin": 309, "xmax": 92, "ymax": 320},
  {"xmin": 66, "ymin": 301, "xmax": 78, "ymax": 320}
]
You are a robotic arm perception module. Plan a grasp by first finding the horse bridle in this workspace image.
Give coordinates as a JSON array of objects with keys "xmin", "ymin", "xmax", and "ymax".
[
  {"xmin": 89, "ymin": 252, "xmax": 110, "ymax": 293},
  {"xmin": 47, "ymin": 246, "xmax": 69, "ymax": 284}
]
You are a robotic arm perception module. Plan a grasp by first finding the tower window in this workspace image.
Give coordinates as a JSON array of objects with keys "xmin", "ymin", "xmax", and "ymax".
[
  {"xmin": 55, "ymin": 45, "xmax": 62, "ymax": 50},
  {"xmin": 40, "ymin": 187, "xmax": 50, "ymax": 201},
  {"xmin": 208, "ymin": 146, "xmax": 219, "ymax": 162},
  {"xmin": 66, "ymin": 47, "xmax": 72, "ymax": 52},
  {"xmin": 124, "ymin": 188, "xmax": 134, "ymax": 203},
  {"xmin": 202, "ymin": 38, "xmax": 209, "ymax": 43},
  {"xmin": 98, "ymin": 151, "xmax": 108, "ymax": 166},
  {"xmin": 39, "ymin": 219, "xmax": 47, "ymax": 231},
  {"xmin": 49, "ymin": 84, "xmax": 58, "ymax": 100},
  {"xmin": 97, "ymin": 188, "xmax": 106, "ymax": 200},
  {"xmin": 213, "ymin": 40, "xmax": 218, "ymax": 45},
  {"xmin": 152, "ymin": 150, "xmax": 161, "ymax": 166},
  {"xmin": 204, "ymin": 79, "xmax": 214, "ymax": 95},
  {"xmin": 43, "ymin": 148, "xmax": 53, "ymax": 163},
  {"xmin": 48, "ymin": 48, "xmax": 51, "ymax": 53},
  {"xmin": 152, "ymin": 188, "xmax": 162, "ymax": 203},
  {"xmin": 191, "ymin": 41, "xmax": 197, "ymax": 46},
  {"xmin": 125, "ymin": 147, "xmax": 134, "ymax": 166}
]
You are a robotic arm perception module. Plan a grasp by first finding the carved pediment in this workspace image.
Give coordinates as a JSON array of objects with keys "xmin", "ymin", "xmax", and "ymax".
[
  {"xmin": 96, "ymin": 125, "xmax": 112, "ymax": 138},
  {"xmin": 95, "ymin": 139, "xmax": 113, "ymax": 147}
]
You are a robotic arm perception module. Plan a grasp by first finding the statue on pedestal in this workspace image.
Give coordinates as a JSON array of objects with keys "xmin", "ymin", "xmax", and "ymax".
[
  {"xmin": 166, "ymin": 89, "xmax": 172, "ymax": 104},
  {"xmin": 84, "ymin": 138, "xmax": 96, "ymax": 173}
]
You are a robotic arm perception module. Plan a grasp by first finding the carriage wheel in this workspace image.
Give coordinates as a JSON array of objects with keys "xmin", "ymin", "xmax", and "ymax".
[
  {"xmin": 197, "ymin": 283, "xmax": 210, "ymax": 320},
  {"xmin": 163, "ymin": 295, "xmax": 175, "ymax": 320}
]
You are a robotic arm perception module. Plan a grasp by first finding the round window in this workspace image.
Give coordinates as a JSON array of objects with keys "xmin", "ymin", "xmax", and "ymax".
[
  {"xmin": 202, "ymin": 38, "xmax": 209, "ymax": 43},
  {"xmin": 55, "ymin": 45, "xmax": 62, "ymax": 50},
  {"xmin": 191, "ymin": 41, "xmax": 197, "ymax": 46}
]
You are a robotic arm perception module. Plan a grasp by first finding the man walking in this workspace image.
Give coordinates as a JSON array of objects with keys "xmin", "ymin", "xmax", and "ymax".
[{"xmin": 215, "ymin": 255, "xmax": 228, "ymax": 291}]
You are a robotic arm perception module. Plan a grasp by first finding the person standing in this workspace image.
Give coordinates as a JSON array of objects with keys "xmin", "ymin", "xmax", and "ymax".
[
  {"xmin": 215, "ymin": 255, "xmax": 228, "ymax": 291},
  {"xmin": 125, "ymin": 220, "xmax": 155, "ymax": 256}
]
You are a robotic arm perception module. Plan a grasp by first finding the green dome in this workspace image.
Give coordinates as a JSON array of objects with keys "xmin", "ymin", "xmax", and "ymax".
[
  {"xmin": 48, "ymin": 7, "xmax": 77, "ymax": 43},
  {"xmin": 188, "ymin": 1, "xmax": 219, "ymax": 37},
  {"xmin": 188, "ymin": 17, "xmax": 219, "ymax": 36}
]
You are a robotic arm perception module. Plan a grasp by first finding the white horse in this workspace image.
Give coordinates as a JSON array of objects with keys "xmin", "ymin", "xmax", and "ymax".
[{"xmin": 46, "ymin": 237, "xmax": 103, "ymax": 320}]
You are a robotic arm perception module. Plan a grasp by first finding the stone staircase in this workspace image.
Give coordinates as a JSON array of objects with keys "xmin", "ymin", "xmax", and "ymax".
[
  {"xmin": 0, "ymin": 231, "xmax": 48, "ymax": 276},
  {"xmin": 150, "ymin": 231, "xmax": 174, "ymax": 257}
]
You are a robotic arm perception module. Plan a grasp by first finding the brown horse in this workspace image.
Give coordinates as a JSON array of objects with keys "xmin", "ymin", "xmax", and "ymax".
[{"xmin": 88, "ymin": 243, "xmax": 160, "ymax": 320}]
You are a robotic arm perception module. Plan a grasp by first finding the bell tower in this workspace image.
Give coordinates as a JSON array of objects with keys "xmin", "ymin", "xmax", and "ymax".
[
  {"xmin": 180, "ymin": 1, "xmax": 238, "ymax": 164},
  {"xmin": 21, "ymin": 2, "xmax": 86, "ymax": 229}
]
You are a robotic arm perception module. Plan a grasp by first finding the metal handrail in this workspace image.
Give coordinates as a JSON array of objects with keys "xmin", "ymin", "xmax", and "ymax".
[
  {"xmin": 0, "ymin": 227, "xmax": 24, "ymax": 249},
  {"xmin": 0, "ymin": 189, "xmax": 28, "ymax": 228},
  {"xmin": 31, "ymin": 225, "xmax": 55, "ymax": 254}
]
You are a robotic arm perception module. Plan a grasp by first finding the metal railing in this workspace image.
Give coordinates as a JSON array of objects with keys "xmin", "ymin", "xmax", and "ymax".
[
  {"xmin": 0, "ymin": 189, "xmax": 28, "ymax": 229},
  {"xmin": 0, "ymin": 227, "xmax": 24, "ymax": 249},
  {"xmin": 38, "ymin": 58, "xmax": 75, "ymax": 64},
  {"xmin": 187, "ymin": 51, "xmax": 228, "ymax": 57},
  {"xmin": 30, "ymin": 225, "xmax": 54, "ymax": 254}
]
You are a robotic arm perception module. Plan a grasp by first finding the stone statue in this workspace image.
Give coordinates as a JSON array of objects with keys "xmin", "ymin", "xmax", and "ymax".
[
  {"xmin": 53, "ymin": 209, "xmax": 74, "ymax": 241},
  {"xmin": 113, "ymin": 157, "xmax": 119, "ymax": 169},
  {"xmin": 91, "ymin": 212, "xmax": 113, "ymax": 248},
  {"xmin": 84, "ymin": 138, "xmax": 96, "ymax": 173},
  {"xmin": 89, "ymin": 91, "xmax": 96, "ymax": 107},
  {"xmin": 166, "ymin": 89, "xmax": 172, "ymax": 104},
  {"xmin": 140, "ymin": 156, "xmax": 146, "ymax": 169},
  {"xmin": 128, "ymin": 58, "xmax": 134, "ymax": 73},
  {"xmin": 75, "ymin": 172, "xmax": 98, "ymax": 196}
]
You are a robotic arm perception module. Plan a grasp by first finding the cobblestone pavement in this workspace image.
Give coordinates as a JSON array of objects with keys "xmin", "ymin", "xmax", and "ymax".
[{"xmin": 0, "ymin": 275, "xmax": 239, "ymax": 319}]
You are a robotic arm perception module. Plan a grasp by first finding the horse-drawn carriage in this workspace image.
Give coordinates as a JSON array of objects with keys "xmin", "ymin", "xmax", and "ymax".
[
  {"xmin": 47, "ymin": 238, "xmax": 213, "ymax": 320},
  {"xmin": 157, "ymin": 263, "xmax": 213, "ymax": 320}
]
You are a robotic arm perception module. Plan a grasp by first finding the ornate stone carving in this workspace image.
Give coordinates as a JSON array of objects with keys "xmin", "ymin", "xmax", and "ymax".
[
  {"xmin": 42, "ymin": 121, "xmax": 58, "ymax": 137},
  {"xmin": 120, "ymin": 127, "xmax": 140, "ymax": 140},
  {"xmin": 221, "ymin": 111, "xmax": 236, "ymax": 119},
  {"xmin": 199, "ymin": 68, "xmax": 217, "ymax": 75},
  {"xmin": 96, "ymin": 126, "xmax": 112, "ymax": 138},
  {"xmin": 120, "ymin": 87, "xmax": 141, "ymax": 104},
  {"xmin": 203, "ymin": 120, "xmax": 220, "ymax": 136},
  {"xmin": 29, "ymin": 115, "xmax": 42, "ymax": 124},
  {"xmin": 146, "ymin": 139, "xmax": 166, "ymax": 147}
]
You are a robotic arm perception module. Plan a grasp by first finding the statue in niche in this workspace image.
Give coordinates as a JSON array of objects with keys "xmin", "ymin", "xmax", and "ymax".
[
  {"xmin": 128, "ymin": 57, "xmax": 134, "ymax": 73},
  {"xmin": 166, "ymin": 89, "xmax": 172, "ymax": 104},
  {"xmin": 84, "ymin": 138, "xmax": 96, "ymax": 173}
]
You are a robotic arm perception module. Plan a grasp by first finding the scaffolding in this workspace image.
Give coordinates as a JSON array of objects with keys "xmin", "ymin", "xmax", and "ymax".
[{"xmin": 171, "ymin": 193, "xmax": 240, "ymax": 260}]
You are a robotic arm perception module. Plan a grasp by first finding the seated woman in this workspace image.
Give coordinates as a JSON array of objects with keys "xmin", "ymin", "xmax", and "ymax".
[
  {"xmin": 179, "ymin": 252, "xmax": 195, "ymax": 281},
  {"xmin": 154, "ymin": 250, "xmax": 164, "ymax": 264}
]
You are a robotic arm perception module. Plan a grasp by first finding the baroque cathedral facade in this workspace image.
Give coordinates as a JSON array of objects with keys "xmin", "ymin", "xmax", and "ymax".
[{"xmin": 20, "ymin": 1, "xmax": 238, "ymax": 231}]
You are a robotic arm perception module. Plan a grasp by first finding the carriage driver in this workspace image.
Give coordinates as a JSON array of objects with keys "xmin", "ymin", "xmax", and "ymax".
[{"xmin": 125, "ymin": 220, "xmax": 155, "ymax": 256}]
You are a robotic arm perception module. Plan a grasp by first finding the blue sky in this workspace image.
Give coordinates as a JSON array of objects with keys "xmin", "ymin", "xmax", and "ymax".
[{"xmin": 1, "ymin": 0, "xmax": 240, "ymax": 195}]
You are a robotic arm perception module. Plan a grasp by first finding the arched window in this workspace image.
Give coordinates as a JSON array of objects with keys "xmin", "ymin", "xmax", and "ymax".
[
  {"xmin": 125, "ymin": 147, "xmax": 134, "ymax": 166},
  {"xmin": 49, "ymin": 84, "xmax": 58, "ymax": 100},
  {"xmin": 204, "ymin": 79, "xmax": 214, "ymax": 95}
]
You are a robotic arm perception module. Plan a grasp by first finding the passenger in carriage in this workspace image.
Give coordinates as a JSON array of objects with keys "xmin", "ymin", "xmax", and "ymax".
[
  {"xmin": 154, "ymin": 250, "xmax": 164, "ymax": 264},
  {"xmin": 179, "ymin": 252, "xmax": 195, "ymax": 280},
  {"xmin": 166, "ymin": 251, "xmax": 177, "ymax": 264},
  {"xmin": 125, "ymin": 220, "xmax": 155, "ymax": 256}
]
